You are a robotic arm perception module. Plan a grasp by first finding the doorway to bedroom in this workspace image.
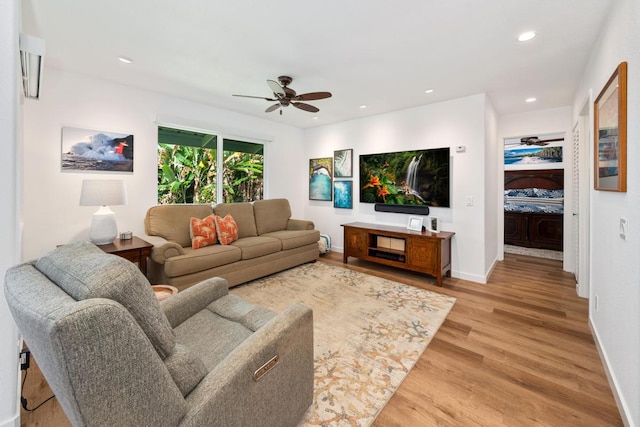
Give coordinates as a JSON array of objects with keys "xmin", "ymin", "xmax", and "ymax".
[{"xmin": 503, "ymin": 133, "xmax": 565, "ymax": 261}]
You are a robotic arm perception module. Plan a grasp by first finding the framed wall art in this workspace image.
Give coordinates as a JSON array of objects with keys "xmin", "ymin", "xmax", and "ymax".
[
  {"xmin": 594, "ymin": 61, "xmax": 627, "ymax": 192},
  {"xmin": 309, "ymin": 157, "xmax": 333, "ymax": 201},
  {"xmin": 333, "ymin": 180, "xmax": 353, "ymax": 209},
  {"xmin": 333, "ymin": 148, "xmax": 353, "ymax": 178},
  {"xmin": 62, "ymin": 127, "xmax": 134, "ymax": 172}
]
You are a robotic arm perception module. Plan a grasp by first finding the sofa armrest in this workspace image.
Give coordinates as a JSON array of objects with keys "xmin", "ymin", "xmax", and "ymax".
[
  {"xmin": 286, "ymin": 218, "xmax": 315, "ymax": 230},
  {"xmin": 141, "ymin": 234, "xmax": 186, "ymax": 264},
  {"xmin": 179, "ymin": 303, "xmax": 314, "ymax": 427},
  {"xmin": 161, "ymin": 277, "xmax": 229, "ymax": 328}
]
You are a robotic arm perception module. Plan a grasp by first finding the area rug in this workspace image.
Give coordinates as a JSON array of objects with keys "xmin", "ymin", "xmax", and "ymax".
[{"xmin": 230, "ymin": 262, "xmax": 456, "ymax": 426}]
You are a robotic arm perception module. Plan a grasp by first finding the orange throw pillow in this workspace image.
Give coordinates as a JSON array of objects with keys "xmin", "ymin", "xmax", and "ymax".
[
  {"xmin": 190, "ymin": 215, "xmax": 217, "ymax": 249},
  {"xmin": 214, "ymin": 214, "xmax": 239, "ymax": 245}
]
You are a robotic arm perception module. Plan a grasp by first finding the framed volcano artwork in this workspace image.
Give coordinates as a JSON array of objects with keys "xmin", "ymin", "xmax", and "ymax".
[{"xmin": 61, "ymin": 127, "xmax": 134, "ymax": 172}]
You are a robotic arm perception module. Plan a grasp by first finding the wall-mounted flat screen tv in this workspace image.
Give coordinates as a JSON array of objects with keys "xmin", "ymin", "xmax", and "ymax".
[{"xmin": 360, "ymin": 147, "xmax": 450, "ymax": 207}]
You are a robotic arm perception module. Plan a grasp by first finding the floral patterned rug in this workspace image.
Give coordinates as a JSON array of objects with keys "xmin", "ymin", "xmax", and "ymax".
[{"xmin": 230, "ymin": 262, "xmax": 456, "ymax": 426}]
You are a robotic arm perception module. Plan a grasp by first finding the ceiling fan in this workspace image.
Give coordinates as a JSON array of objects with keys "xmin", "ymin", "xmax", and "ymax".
[{"xmin": 233, "ymin": 76, "xmax": 332, "ymax": 115}]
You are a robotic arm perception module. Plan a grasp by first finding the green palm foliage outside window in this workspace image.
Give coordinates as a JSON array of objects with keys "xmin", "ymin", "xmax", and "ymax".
[{"xmin": 157, "ymin": 126, "xmax": 264, "ymax": 204}]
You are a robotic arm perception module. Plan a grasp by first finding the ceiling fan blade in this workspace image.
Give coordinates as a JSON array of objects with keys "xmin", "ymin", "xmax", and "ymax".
[
  {"xmin": 267, "ymin": 80, "xmax": 285, "ymax": 98},
  {"xmin": 292, "ymin": 102, "xmax": 319, "ymax": 113},
  {"xmin": 294, "ymin": 91, "xmax": 332, "ymax": 101},
  {"xmin": 265, "ymin": 104, "xmax": 280, "ymax": 113},
  {"xmin": 233, "ymin": 94, "xmax": 278, "ymax": 101}
]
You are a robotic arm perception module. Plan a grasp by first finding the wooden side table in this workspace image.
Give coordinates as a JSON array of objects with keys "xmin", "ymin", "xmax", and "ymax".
[{"xmin": 98, "ymin": 236, "xmax": 153, "ymax": 276}]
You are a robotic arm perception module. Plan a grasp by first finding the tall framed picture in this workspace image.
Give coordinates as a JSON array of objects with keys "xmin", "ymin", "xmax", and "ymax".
[
  {"xmin": 309, "ymin": 157, "xmax": 333, "ymax": 201},
  {"xmin": 594, "ymin": 61, "xmax": 627, "ymax": 192},
  {"xmin": 61, "ymin": 127, "xmax": 134, "ymax": 172},
  {"xmin": 333, "ymin": 148, "xmax": 353, "ymax": 178},
  {"xmin": 334, "ymin": 181, "xmax": 353, "ymax": 209}
]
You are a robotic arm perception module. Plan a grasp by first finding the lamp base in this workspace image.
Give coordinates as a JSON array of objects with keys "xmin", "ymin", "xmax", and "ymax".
[{"xmin": 90, "ymin": 206, "xmax": 118, "ymax": 245}]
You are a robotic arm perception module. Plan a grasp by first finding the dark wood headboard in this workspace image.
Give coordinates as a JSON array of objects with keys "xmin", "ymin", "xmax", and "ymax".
[{"xmin": 504, "ymin": 169, "xmax": 564, "ymax": 190}]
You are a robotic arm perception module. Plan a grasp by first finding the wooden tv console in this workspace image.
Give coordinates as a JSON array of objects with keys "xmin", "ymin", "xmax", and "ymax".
[{"xmin": 342, "ymin": 222, "xmax": 454, "ymax": 287}]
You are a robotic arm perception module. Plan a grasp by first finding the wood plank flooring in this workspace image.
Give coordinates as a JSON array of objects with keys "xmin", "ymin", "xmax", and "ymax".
[{"xmin": 19, "ymin": 252, "xmax": 622, "ymax": 426}]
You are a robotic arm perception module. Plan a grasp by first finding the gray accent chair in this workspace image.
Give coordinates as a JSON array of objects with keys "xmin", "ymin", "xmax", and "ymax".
[{"xmin": 4, "ymin": 242, "xmax": 314, "ymax": 426}]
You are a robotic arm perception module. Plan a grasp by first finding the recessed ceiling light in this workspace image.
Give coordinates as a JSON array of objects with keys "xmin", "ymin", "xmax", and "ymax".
[
  {"xmin": 518, "ymin": 31, "xmax": 536, "ymax": 42},
  {"xmin": 424, "ymin": 89, "xmax": 434, "ymax": 94},
  {"xmin": 526, "ymin": 97, "xmax": 537, "ymax": 103},
  {"xmin": 118, "ymin": 56, "xmax": 133, "ymax": 64},
  {"xmin": 359, "ymin": 105, "xmax": 367, "ymax": 109}
]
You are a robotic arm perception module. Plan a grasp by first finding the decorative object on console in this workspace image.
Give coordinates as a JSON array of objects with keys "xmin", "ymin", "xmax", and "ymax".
[
  {"xmin": 594, "ymin": 61, "xmax": 627, "ymax": 192},
  {"xmin": 19, "ymin": 34, "xmax": 45, "ymax": 99},
  {"xmin": 333, "ymin": 149, "xmax": 353, "ymax": 177},
  {"xmin": 62, "ymin": 127, "xmax": 134, "ymax": 172},
  {"xmin": 80, "ymin": 179, "xmax": 127, "ymax": 245},
  {"xmin": 360, "ymin": 147, "xmax": 450, "ymax": 208},
  {"xmin": 407, "ymin": 216, "xmax": 423, "ymax": 231},
  {"xmin": 429, "ymin": 216, "xmax": 439, "ymax": 232},
  {"xmin": 309, "ymin": 157, "xmax": 333, "ymax": 201},
  {"xmin": 333, "ymin": 181, "xmax": 353, "ymax": 209}
]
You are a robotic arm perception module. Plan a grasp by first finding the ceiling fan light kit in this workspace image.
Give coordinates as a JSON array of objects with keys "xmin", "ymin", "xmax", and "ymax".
[{"xmin": 233, "ymin": 75, "xmax": 332, "ymax": 115}]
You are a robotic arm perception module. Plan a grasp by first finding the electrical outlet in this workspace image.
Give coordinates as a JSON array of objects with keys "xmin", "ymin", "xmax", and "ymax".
[
  {"xmin": 20, "ymin": 349, "xmax": 30, "ymax": 370},
  {"xmin": 465, "ymin": 196, "xmax": 473, "ymax": 206}
]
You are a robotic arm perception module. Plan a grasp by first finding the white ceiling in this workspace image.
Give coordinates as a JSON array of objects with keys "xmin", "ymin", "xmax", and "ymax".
[{"xmin": 22, "ymin": 0, "xmax": 613, "ymax": 128}]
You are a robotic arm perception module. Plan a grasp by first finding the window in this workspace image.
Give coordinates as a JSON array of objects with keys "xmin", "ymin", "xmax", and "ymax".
[{"xmin": 157, "ymin": 126, "xmax": 264, "ymax": 204}]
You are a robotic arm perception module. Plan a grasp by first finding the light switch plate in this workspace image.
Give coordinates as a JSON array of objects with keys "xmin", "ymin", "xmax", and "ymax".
[{"xmin": 620, "ymin": 218, "xmax": 627, "ymax": 240}]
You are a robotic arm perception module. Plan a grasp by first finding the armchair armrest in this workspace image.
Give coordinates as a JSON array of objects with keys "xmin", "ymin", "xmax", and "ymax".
[
  {"xmin": 179, "ymin": 303, "xmax": 314, "ymax": 427},
  {"xmin": 286, "ymin": 218, "xmax": 315, "ymax": 230},
  {"xmin": 161, "ymin": 277, "xmax": 229, "ymax": 328},
  {"xmin": 141, "ymin": 234, "xmax": 186, "ymax": 264}
]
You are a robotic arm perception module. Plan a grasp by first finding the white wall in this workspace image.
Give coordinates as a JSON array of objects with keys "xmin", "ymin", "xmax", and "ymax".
[
  {"xmin": 496, "ymin": 106, "xmax": 573, "ymax": 268},
  {"xmin": 573, "ymin": 0, "xmax": 640, "ymax": 423},
  {"xmin": 303, "ymin": 94, "xmax": 491, "ymax": 283},
  {"xmin": 22, "ymin": 67, "xmax": 305, "ymax": 260},
  {"xmin": 0, "ymin": 0, "xmax": 21, "ymax": 425}
]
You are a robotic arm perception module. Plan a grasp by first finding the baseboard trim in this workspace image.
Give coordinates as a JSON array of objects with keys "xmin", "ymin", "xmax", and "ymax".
[{"xmin": 589, "ymin": 318, "xmax": 632, "ymax": 426}]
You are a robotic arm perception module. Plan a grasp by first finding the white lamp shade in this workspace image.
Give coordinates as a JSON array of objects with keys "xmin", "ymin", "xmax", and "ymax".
[{"xmin": 80, "ymin": 180, "xmax": 127, "ymax": 206}]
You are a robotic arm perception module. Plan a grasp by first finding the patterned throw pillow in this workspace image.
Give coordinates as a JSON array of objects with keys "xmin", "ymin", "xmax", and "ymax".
[
  {"xmin": 190, "ymin": 215, "xmax": 217, "ymax": 249},
  {"xmin": 214, "ymin": 214, "xmax": 239, "ymax": 245}
]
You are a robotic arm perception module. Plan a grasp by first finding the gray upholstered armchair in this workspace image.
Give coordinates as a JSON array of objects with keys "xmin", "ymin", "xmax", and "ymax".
[{"xmin": 4, "ymin": 242, "xmax": 314, "ymax": 426}]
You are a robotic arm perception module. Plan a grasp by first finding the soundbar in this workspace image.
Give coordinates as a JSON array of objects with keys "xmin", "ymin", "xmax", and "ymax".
[{"xmin": 374, "ymin": 203, "xmax": 430, "ymax": 215}]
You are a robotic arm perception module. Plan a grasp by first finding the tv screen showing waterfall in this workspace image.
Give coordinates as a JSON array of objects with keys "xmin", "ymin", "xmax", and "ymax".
[{"xmin": 359, "ymin": 147, "xmax": 450, "ymax": 207}]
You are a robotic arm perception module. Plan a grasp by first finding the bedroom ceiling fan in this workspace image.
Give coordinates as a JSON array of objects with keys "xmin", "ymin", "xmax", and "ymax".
[{"xmin": 233, "ymin": 76, "xmax": 332, "ymax": 115}]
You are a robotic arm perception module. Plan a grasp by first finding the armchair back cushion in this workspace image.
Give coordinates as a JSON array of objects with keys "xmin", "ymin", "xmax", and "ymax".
[
  {"xmin": 146, "ymin": 204, "xmax": 213, "ymax": 247},
  {"xmin": 35, "ymin": 243, "xmax": 176, "ymax": 359}
]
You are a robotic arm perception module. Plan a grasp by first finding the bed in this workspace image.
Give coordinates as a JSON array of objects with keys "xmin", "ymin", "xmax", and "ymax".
[{"xmin": 504, "ymin": 169, "xmax": 564, "ymax": 251}]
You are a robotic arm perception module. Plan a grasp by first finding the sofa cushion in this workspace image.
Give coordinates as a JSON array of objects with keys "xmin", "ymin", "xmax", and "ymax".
[
  {"xmin": 164, "ymin": 245, "xmax": 241, "ymax": 278},
  {"xmin": 146, "ymin": 204, "xmax": 213, "ymax": 248},
  {"xmin": 214, "ymin": 214, "xmax": 239, "ymax": 245},
  {"xmin": 261, "ymin": 230, "xmax": 321, "ymax": 250},
  {"xmin": 213, "ymin": 202, "xmax": 257, "ymax": 238},
  {"xmin": 230, "ymin": 236, "xmax": 282, "ymax": 260},
  {"xmin": 190, "ymin": 214, "xmax": 217, "ymax": 249},
  {"xmin": 253, "ymin": 198, "xmax": 291, "ymax": 235},
  {"xmin": 35, "ymin": 242, "xmax": 176, "ymax": 359}
]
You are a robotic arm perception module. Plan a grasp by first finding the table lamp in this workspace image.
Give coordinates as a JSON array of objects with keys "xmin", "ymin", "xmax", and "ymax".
[{"xmin": 80, "ymin": 179, "xmax": 127, "ymax": 245}]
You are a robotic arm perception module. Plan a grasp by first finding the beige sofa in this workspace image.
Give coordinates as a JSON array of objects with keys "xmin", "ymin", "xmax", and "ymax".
[{"xmin": 143, "ymin": 199, "xmax": 319, "ymax": 290}]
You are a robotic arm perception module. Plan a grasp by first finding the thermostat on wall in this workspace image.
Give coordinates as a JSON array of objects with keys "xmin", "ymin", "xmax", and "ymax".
[{"xmin": 455, "ymin": 145, "xmax": 466, "ymax": 153}]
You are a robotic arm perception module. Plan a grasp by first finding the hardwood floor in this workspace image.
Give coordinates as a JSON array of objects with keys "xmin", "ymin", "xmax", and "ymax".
[{"xmin": 19, "ymin": 252, "xmax": 622, "ymax": 426}]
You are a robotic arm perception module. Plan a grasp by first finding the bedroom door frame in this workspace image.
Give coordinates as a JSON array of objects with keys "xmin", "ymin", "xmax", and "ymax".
[{"xmin": 573, "ymin": 100, "xmax": 591, "ymax": 298}]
